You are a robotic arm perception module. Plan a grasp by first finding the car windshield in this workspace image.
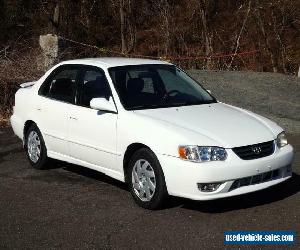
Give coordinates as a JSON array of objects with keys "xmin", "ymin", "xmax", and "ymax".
[{"xmin": 109, "ymin": 64, "xmax": 216, "ymax": 110}]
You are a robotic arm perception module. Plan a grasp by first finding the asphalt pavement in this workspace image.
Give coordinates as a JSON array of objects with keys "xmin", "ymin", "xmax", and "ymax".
[{"xmin": 0, "ymin": 127, "xmax": 299, "ymax": 249}]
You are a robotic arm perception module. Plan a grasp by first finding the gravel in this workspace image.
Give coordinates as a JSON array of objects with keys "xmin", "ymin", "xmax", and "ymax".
[{"xmin": 189, "ymin": 70, "xmax": 300, "ymax": 134}]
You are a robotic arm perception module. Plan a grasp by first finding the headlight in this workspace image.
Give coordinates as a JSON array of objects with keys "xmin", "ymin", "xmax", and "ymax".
[
  {"xmin": 178, "ymin": 146, "xmax": 227, "ymax": 162},
  {"xmin": 276, "ymin": 132, "xmax": 287, "ymax": 148}
]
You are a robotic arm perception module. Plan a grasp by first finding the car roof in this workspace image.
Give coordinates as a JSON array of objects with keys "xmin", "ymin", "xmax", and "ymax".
[{"xmin": 59, "ymin": 57, "xmax": 172, "ymax": 69}]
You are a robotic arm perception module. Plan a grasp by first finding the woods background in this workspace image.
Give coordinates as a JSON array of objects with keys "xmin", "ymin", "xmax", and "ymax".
[
  {"xmin": 1, "ymin": 0, "xmax": 300, "ymax": 72},
  {"xmin": 0, "ymin": 0, "xmax": 300, "ymax": 123}
]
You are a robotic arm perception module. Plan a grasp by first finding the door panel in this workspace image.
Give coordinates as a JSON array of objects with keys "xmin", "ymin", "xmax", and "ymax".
[
  {"xmin": 68, "ymin": 105, "xmax": 118, "ymax": 170},
  {"xmin": 37, "ymin": 96, "xmax": 71, "ymax": 156}
]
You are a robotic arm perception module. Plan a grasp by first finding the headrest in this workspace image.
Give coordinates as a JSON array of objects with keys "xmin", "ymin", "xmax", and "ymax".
[
  {"xmin": 51, "ymin": 78, "xmax": 73, "ymax": 95},
  {"xmin": 95, "ymin": 76, "xmax": 105, "ymax": 84},
  {"xmin": 84, "ymin": 77, "xmax": 111, "ymax": 99},
  {"xmin": 127, "ymin": 78, "xmax": 144, "ymax": 94}
]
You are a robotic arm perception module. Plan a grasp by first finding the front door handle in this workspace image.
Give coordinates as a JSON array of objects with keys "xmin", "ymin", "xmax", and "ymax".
[{"xmin": 69, "ymin": 116, "xmax": 78, "ymax": 121}]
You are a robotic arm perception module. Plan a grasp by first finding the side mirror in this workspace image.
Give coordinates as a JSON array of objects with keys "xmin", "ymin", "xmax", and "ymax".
[{"xmin": 90, "ymin": 97, "xmax": 117, "ymax": 113}]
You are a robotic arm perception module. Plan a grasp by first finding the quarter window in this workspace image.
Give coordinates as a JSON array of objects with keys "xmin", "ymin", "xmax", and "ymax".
[{"xmin": 39, "ymin": 67, "xmax": 78, "ymax": 103}]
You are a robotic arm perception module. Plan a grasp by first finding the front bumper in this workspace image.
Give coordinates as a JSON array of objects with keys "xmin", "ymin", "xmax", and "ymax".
[{"xmin": 157, "ymin": 144, "xmax": 294, "ymax": 200}]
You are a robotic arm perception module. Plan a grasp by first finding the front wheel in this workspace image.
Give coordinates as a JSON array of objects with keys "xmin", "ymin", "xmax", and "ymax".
[{"xmin": 128, "ymin": 148, "xmax": 168, "ymax": 209}]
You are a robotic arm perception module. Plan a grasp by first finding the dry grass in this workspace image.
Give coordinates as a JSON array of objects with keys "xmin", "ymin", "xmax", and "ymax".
[
  {"xmin": 0, "ymin": 46, "xmax": 43, "ymax": 85},
  {"xmin": 0, "ymin": 102, "xmax": 13, "ymax": 127},
  {"xmin": 0, "ymin": 117, "xmax": 9, "ymax": 128},
  {"xmin": 0, "ymin": 41, "xmax": 44, "ymax": 127}
]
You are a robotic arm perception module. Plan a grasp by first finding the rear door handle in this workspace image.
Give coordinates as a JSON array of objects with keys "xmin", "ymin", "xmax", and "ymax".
[{"xmin": 69, "ymin": 116, "xmax": 78, "ymax": 121}]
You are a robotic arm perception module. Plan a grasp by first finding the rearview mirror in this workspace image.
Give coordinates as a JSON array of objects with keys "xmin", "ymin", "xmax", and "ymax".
[{"xmin": 90, "ymin": 97, "xmax": 117, "ymax": 113}]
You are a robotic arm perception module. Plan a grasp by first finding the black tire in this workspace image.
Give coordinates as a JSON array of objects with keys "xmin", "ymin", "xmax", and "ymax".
[
  {"xmin": 128, "ymin": 148, "xmax": 168, "ymax": 210},
  {"xmin": 25, "ymin": 123, "xmax": 49, "ymax": 169}
]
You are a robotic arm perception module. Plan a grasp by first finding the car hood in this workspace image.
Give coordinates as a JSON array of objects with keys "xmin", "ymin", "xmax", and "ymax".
[{"xmin": 134, "ymin": 102, "xmax": 282, "ymax": 148}]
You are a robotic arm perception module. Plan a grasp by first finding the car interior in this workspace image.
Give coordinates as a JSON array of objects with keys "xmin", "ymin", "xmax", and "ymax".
[
  {"xmin": 49, "ymin": 78, "xmax": 75, "ymax": 103},
  {"xmin": 40, "ymin": 65, "xmax": 214, "ymax": 110},
  {"xmin": 112, "ymin": 68, "xmax": 203, "ymax": 109},
  {"xmin": 79, "ymin": 75, "xmax": 111, "ymax": 107}
]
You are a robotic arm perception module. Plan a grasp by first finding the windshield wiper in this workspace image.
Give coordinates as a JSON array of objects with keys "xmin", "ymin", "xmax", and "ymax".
[
  {"xmin": 128, "ymin": 100, "xmax": 216, "ymax": 110},
  {"xmin": 129, "ymin": 104, "xmax": 163, "ymax": 110}
]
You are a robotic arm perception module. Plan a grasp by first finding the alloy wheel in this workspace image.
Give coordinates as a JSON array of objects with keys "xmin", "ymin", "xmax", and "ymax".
[
  {"xmin": 27, "ymin": 131, "xmax": 41, "ymax": 163},
  {"xmin": 131, "ymin": 159, "xmax": 156, "ymax": 202}
]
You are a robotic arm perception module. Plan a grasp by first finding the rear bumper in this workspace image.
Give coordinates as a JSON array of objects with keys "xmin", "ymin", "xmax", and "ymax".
[
  {"xmin": 10, "ymin": 114, "xmax": 23, "ymax": 140},
  {"xmin": 158, "ymin": 144, "xmax": 294, "ymax": 200}
]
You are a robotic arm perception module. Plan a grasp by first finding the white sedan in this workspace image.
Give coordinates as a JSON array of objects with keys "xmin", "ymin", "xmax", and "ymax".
[{"xmin": 11, "ymin": 58, "xmax": 294, "ymax": 209}]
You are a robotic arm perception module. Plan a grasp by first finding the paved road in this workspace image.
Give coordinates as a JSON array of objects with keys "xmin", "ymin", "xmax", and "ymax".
[{"xmin": 0, "ymin": 127, "xmax": 299, "ymax": 249}]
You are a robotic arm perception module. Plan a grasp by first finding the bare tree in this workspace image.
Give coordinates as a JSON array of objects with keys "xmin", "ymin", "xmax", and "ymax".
[
  {"xmin": 228, "ymin": 0, "xmax": 252, "ymax": 69},
  {"xmin": 198, "ymin": 0, "xmax": 216, "ymax": 69},
  {"xmin": 254, "ymin": 1, "xmax": 278, "ymax": 72},
  {"xmin": 119, "ymin": 0, "xmax": 127, "ymax": 53},
  {"xmin": 157, "ymin": 0, "xmax": 171, "ymax": 56},
  {"xmin": 118, "ymin": 0, "xmax": 137, "ymax": 54},
  {"xmin": 49, "ymin": 2, "xmax": 60, "ymax": 34}
]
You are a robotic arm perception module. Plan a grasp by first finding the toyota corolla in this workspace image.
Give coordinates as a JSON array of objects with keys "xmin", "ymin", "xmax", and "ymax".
[{"xmin": 10, "ymin": 58, "xmax": 294, "ymax": 209}]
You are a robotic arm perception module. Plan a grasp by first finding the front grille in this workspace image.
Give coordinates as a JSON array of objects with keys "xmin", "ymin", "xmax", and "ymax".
[
  {"xmin": 232, "ymin": 141, "xmax": 274, "ymax": 160},
  {"xmin": 229, "ymin": 169, "xmax": 281, "ymax": 191}
]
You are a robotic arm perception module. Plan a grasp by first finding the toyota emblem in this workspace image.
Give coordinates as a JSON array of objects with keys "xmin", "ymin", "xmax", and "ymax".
[{"xmin": 252, "ymin": 146, "xmax": 262, "ymax": 154}]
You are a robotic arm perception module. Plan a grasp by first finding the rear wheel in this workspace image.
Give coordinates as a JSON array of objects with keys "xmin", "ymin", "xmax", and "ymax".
[
  {"xmin": 25, "ymin": 124, "xmax": 49, "ymax": 169},
  {"xmin": 128, "ymin": 148, "xmax": 168, "ymax": 209}
]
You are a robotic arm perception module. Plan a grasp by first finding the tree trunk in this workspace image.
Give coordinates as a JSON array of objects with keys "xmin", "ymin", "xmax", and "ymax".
[
  {"xmin": 228, "ymin": 0, "xmax": 252, "ymax": 69},
  {"xmin": 120, "ymin": 0, "xmax": 127, "ymax": 54},
  {"xmin": 200, "ymin": 3, "xmax": 213, "ymax": 69},
  {"xmin": 157, "ymin": 0, "xmax": 171, "ymax": 56},
  {"xmin": 256, "ymin": 7, "xmax": 278, "ymax": 73},
  {"xmin": 50, "ymin": 3, "xmax": 60, "ymax": 34}
]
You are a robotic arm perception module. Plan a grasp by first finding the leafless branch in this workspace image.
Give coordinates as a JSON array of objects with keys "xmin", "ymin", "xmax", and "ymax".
[{"xmin": 228, "ymin": 0, "xmax": 252, "ymax": 69}]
